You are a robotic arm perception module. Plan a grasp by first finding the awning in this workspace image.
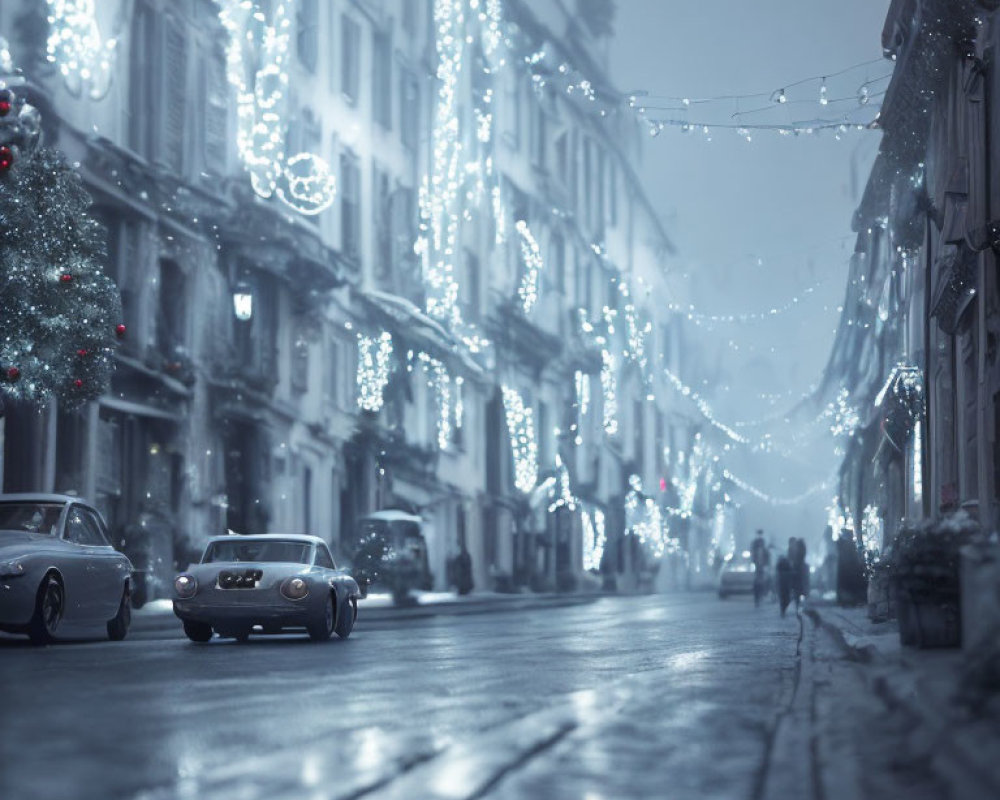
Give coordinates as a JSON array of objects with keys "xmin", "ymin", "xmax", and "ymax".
[
  {"xmin": 930, "ymin": 244, "xmax": 977, "ymax": 335},
  {"xmin": 356, "ymin": 290, "xmax": 486, "ymax": 378}
]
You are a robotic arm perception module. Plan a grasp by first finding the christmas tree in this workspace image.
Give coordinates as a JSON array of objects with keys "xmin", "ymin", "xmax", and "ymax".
[{"xmin": 0, "ymin": 53, "xmax": 122, "ymax": 409}]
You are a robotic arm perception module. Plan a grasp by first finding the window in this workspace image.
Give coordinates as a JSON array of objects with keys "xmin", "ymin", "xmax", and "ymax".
[
  {"xmin": 400, "ymin": 69, "xmax": 419, "ymax": 150},
  {"xmin": 157, "ymin": 259, "xmax": 187, "ymax": 358},
  {"xmin": 548, "ymin": 233, "xmax": 565, "ymax": 295},
  {"xmin": 129, "ymin": 6, "xmax": 187, "ymax": 168},
  {"xmin": 373, "ymin": 166, "xmax": 392, "ymax": 286},
  {"xmin": 341, "ymin": 15, "xmax": 360, "ymax": 103},
  {"xmin": 373, "ymin": 31, "xmax": 392, "ymax": 129},
  {"xmin": 297, "ymin": 0, "xmax": 318, "ymax": 73},
  {"xmin": 315, "ymin": 543, "xmax": 336, "ymax": 569},
  {"xmin": 461, "ymin": 249, "xmax": 481, "ymax": 321},
  {"xmin": 202, "ymin": 48, "xmax": 228, "ymax": 170},
  {"xmin": 608, "ymin": 162, "xmax": 618, "ymax": 226},
  {"xmin": 530, "ymin": 99, "xmax": 547, "ymax": 169},
  {"xmin": 64, "ymin": 508, "xmax": 109, "ymax": 547},
  {"xmin": 402, "ymin": 0, "xmax": 416, "ymax": 33},
  {"xmin": 575, "ymin": 255, "xmax": 592, "ymax": 311},
  {"xmin": 538, "ymin": 402, "xmax": 551, "ymax": 469},
  {"xmin": 340, "ymin": 152, "xmax": 361, "ymax": 261},
  {"xmin": 292, "ymin": 337, "xmax": 309, "ymax": 393}
]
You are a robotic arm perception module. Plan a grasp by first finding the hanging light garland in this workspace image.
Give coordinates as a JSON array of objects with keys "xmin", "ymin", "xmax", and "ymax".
[
  {"xmin": 417, "ymin": 352, "xmax": 455, "ymax": 451},
  {"xmin": 721, "ymin": 467, "xmax": 831, "ymax": 506},
  {"xmin": 356, "ymin": 331, "xmax": 393, "ymax": 413},
  {"xmin": 45, "ymin": 0, "xmax": 119, "ymax": 100},
  {"xmin": 626, "ymin": 475, "xmax": 675, "ymax": 559},
  {"xmin": 217, "ymin": 0, "xmax": 336, "ymax": 216},
  {"xmin": 581, "ymin": 509, "xmax": 606, "ymax": 571},
  {"xmin": 515, "ymin": 220, "xmax": 544, "ymax": 313},
  {"xmin": 501, "ymin": 385, "xmax": 538, "ymax": 493}
]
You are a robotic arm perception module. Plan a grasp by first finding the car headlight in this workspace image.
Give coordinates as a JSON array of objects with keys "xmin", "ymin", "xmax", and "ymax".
[
  {"xmin": 280, "ymin": 576, "xmax": 309, "ymax": 600},
  {"xmin": 0, "ymin": 560, "xmax": 25, "ymax": 578},
  {"xmin": 174, "ymin": 574, "xmax": 198, "ymax": 598}
]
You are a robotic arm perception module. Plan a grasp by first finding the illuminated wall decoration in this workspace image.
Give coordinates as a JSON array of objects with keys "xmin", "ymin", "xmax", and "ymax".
[
  {"xmin": 45, "ymin": 0, "xmax": 118, "ymax": 100},
  {"xmin": 582, "ymin": 509, "xmax": 606, "ymax": 571},
  {"xmin": 356, "ymin": 331, "xmax": 394, "ymax": 412},
  {"xmin": 501, "ymin": 385, "xmax": 538, "ymax": 493},
  {"xmin": 516, "ymin": 220, "xmax": 544, "ymax": 313},
  {"xmin": 217, "ymin": 0, "xmax": 336, "ymax": 215}
]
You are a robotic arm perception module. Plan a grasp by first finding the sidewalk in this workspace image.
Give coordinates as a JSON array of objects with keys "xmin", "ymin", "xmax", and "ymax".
[
  {"xmin": 132, "ymin": 589, "xmax": 599, "ymax": 634},
  {"xmin": 806, "ymin": 601, "xmax": 1000, "ymax": 798}
]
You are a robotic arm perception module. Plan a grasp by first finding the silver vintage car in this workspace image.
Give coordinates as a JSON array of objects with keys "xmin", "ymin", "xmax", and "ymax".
[
  {"xmin": 173, "ymin": 534, "xmax": 360, "ymax": 643},
  {"xmin": 0, "ymin": 494, "xmax": 134, "ymax": 644}
]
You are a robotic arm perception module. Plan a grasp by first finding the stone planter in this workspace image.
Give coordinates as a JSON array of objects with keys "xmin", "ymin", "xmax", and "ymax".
[{"xmin": 897, "ymin": 580, "xmax": 961, "ymax": 648}]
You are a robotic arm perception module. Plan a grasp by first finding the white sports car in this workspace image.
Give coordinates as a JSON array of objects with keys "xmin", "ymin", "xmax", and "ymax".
[{"xmin": 172, "ymin": 534, "xmax": 360, "ymax": 643}]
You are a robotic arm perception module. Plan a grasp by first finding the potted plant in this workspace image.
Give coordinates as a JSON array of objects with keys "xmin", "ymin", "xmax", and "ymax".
[{"xmin": 888, "ymin": 512, "xmax": 978, "ymax": 648}]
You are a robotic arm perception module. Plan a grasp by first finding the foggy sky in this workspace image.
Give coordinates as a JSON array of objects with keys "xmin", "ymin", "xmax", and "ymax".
[{"xmin": 610, "ymin": 0, "xmax": 891, "ymax": 536}]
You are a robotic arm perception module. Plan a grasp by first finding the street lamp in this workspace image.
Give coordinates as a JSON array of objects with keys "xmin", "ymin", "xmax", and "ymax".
[{"xmin": 232, "ymin": 280, "xmax": 253, "ymax": 322}]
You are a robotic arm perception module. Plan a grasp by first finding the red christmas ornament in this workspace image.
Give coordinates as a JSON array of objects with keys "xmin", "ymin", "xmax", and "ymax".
[
  {"xmin": 0, "ymin": 146, "xmax": 13, "ymax": 172},
  {"xmin": 0, "ymin": 90, "xmax": 10, "ymax": 117},
  {"xmin": 6, "ymin": 367, "xmax": 20, "ymax": 381},
  {"xmin": 60, "ymin": 273, "xmax": 74, "ymax": 283},
  {"xmin": 77, "ymin": 349, "xmax": 88, "ymax": 357},
  {"xmin": 115, "ymin": 324, "xmax": 126, "ymax": 338},
  {"xmin": 73, "ymin": 379, "xmax": 83, "ymax": 389}
]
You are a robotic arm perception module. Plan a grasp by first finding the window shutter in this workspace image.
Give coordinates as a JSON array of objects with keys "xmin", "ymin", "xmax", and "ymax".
[{"xmin": 162, "ymin": 17, "xmax": 188, "ymax": 170}]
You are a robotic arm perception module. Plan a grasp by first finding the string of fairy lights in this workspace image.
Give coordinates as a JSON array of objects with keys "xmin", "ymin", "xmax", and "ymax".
[
  {"xmin": 216, "ymin": 0, "xmax": 337, "ymax": 215},
  {"xmin": 37, "ymin": 0, "xmax": 874, "ymax": 565}
]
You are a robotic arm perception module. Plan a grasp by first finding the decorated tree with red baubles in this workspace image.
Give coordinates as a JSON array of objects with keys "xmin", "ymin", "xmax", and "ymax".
[{"xmin": 0, "ymin": 48, "xmax": 122, "ymax": 409}]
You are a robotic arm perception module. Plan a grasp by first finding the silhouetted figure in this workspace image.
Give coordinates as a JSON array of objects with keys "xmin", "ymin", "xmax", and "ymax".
[
  {"xmin": 836, "ymin": 528, "xmax": 867, "ymax": 606},
  {"xmin": 789, "ymin": 537, "xmax": 808, "ymax": 609},
  {"xmin": 750, "ymin": 529, "xmax": 770, "ymax": 607},
  {"xmin": 776, "ymin": 554, "xmax": 793, "ymax": 617}
]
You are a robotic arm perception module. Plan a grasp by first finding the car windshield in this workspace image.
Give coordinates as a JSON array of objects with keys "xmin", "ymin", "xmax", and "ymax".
[
  {"xmin": 202, "ymin": 539, "xmax": 312, "ymax": 564},
  {"xmin": 0, "ymin": 502, "xmax": 63, "ymax": 536}
]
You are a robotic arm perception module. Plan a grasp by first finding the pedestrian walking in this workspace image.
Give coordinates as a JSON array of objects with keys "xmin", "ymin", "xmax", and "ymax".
[
  {"xmin": 789, "ymin": 537, "xmax": 808, "ymax": 610},
  {"xmin": 776, "ymin": 552, "xmax": 793, "ymax": 617},
  {"xmin": 750, "ymin": 529, "xmax": 770, "ymax": 607}
]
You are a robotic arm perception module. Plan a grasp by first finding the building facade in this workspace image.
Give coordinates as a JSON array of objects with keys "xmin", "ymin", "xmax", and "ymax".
[
  {"xmin": 824, "ymin": 0, "xmax": 1000, "ymax": 549},
  {"xmin": 0, "ymin": 0, "xmax": 697, "ymax": 599}
]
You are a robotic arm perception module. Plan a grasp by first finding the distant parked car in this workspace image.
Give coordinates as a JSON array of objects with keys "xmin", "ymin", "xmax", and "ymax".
[
  {"xmin": 0, "ymin": 494, "xmax": 133, "ymax": 644},
  {"xmin": 718, "ymin": 551, "xmax": 759, "ymax": 599},
  {"xmin": 351, "ymin": 510, "xmax": 433, "ymax": 604},
  {"xmin": 173, "ymin": 534, "xmax": 360, "ymax": 643}
]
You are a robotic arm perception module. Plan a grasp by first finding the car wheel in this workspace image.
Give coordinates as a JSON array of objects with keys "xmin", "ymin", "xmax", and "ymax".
[
  {"xmin": 107, "ymin": 584, "xmax": 131, "ymax": 641},
  {"xmin": 183, "ymin": 620, "xmax": 214, "ymax": 643},
  {"xmin": 28, "ymin": 573, "xmax": 64, "ymax": 645},
  {"xmin": 335, "ymin": 597, "xmax": 356, "ymax": 639},
  {"xmin": 307, "ymin": 593, "xmax": 335, "ymax": 642}
]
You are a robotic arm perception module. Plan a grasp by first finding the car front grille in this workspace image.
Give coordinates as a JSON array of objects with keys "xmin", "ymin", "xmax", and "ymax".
[{"xmin": 217, "ymin": 568, "xmax": 263, "ymax": 589}]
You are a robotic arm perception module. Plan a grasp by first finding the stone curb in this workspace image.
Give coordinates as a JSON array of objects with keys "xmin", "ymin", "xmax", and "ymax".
[
  {"xmin": 132, "ymin": 593, "xmax": 599, "ymax": 633},
  {"xmin": 803, "ymin": 606, "xmax": 878, "ymax": 663}
]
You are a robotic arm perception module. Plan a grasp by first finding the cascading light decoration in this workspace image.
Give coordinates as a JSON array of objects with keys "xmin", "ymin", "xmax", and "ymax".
[
  {"xmin": 415, "ymin": 0, "xmax": 513, "ymax": 356},
  {"xmin": 600, "ymin": 350, "xmax": 618, "ymax": 436},
  {"xmin": 417, "ymin": 352, "xmax": 454, "ymax": 450},
  {"xmin": 625, "ymin": 475, "xmax": 671, "ymax": 559},
  {"xmin": 216, "ymin": 0, "xmax": 336, "ymax": 216},
  {"xmin": 547, "ymin": 454, "xmax": 580, "ymax": 513},
  {"xmin": 45, "ymin": 0, "xmax": 118, "ymax": 100},
  {"xmin": 861, "ymin": 503, "xmax": 882, "ymax": 555},
  {"xmin": 581, "ymin": 508, "xmax": 606, "ymax": 571},
  {"xmin": 516, "ymin": 220, "xmax": 544, "ymax": 313},
  {"xmin": 356, "ymin": 331, "xmax": 394, "ymax": 412},
  {"xmin": 501, "ymin": 385, "xmax": 538, "ymax": 493}
]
